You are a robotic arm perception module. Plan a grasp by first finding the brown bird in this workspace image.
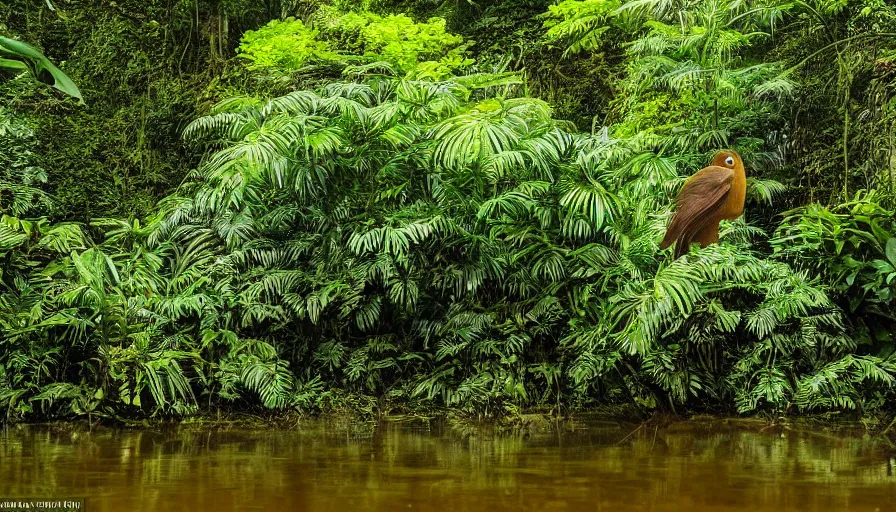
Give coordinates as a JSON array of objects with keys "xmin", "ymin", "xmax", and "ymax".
[{"xmin": 660, "ymin": 150, "xmax": 746, "ymax": 259}]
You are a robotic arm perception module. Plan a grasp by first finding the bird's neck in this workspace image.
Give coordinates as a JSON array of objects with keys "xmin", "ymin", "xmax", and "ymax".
[
  {"xmin": 734, "ymin": 165, "xmax": 746, "ymax": 186},
  {"xmin": 728, "ymin": 165, "xmax": 747, "ymax": 218}
]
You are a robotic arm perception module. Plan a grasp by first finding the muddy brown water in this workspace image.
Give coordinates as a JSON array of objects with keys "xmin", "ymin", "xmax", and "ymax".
[{"xmin": 1, "ymin": 417, "xmax": 894, "ymax": 511}]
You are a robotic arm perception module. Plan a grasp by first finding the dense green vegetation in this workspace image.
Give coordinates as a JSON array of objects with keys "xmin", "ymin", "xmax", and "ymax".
[{"xmin": 2, "ymin": 0, "xmax": 896, "ymax": 423}]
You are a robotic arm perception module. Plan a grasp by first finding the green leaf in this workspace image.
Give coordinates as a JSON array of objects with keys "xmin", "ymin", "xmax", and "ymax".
[
  {"xmin": 0, "ymin": 35, "xmax": 83, "ymax": 102},
  {"xmin": 871, "ymin": 260, "xmax": 894, "ymax": 273},
  {"xmin": 885, "ymin": 238, "xmax": 896, "ymax": 267}
]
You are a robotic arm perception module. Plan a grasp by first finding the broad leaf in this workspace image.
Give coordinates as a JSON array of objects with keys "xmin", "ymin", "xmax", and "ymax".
[
  {"xmin": 0, "ymin": 35, "xmax": 83, "ymax": 102},
  {"xmin": 885, "ymin": 238, "xmax": 896, "ymax": 267}
]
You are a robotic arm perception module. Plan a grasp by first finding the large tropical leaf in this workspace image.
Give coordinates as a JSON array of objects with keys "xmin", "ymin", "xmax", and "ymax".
[{"xmin": 0, "ymin": 35, "xmax": 83, "ymax": 102}]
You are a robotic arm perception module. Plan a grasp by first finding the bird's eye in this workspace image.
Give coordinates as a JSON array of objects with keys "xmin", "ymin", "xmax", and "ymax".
[{"xmin": 725, "ymin": 156, "xmax": 734, "ymax": 166}]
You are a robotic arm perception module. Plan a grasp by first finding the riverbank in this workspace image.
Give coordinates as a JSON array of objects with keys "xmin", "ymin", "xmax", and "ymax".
[{"xmin": 9, "ymin": 407, "xmax": 896, "ymax": 445}]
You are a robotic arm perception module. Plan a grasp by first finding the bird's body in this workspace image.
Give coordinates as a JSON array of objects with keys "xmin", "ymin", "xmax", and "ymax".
[{"xmin": 660, "ymin": 151, "xmax": 746, "ymax": 258}]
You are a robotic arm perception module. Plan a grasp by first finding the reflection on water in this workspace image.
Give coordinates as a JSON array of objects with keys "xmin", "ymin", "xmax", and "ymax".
[{"xmin": 1, "ymin": 417, "xmax": 894, "ymax": 512}]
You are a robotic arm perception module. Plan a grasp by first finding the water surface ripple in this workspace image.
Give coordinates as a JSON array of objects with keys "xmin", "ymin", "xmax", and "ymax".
[{"xmin": 2, "ymin": 418, "xmax": 893, "ymax": 511}]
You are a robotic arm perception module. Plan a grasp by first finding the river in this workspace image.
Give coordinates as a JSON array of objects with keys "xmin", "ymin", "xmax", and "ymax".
[{"xmin": 1, "ymin": 417, "xmax": 894, "ymax": 511}]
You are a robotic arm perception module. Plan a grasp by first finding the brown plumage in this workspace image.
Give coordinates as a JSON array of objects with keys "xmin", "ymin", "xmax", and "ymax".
[{"xmin": 660, "ymin": 150, "xmax": 746, "ymax": 259}]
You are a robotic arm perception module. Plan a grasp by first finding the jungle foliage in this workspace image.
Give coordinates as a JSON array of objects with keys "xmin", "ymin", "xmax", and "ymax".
[{"xmin": 2, "ymin": 0, "xmax": 896, "ymax": 423}]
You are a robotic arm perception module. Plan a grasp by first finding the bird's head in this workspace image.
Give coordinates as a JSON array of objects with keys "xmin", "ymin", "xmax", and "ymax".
[{"xmin": 710, "ymin": 150, "xmax": 744, "ymax": 173}]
